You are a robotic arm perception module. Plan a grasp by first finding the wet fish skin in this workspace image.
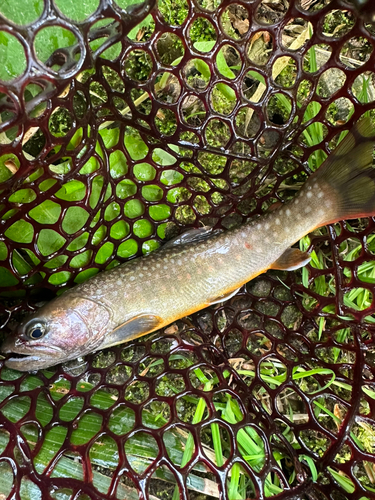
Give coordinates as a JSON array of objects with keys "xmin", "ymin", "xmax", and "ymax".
[{"xmin": 2, "ymin": 119, "xmax": 375, "ymax": 371}]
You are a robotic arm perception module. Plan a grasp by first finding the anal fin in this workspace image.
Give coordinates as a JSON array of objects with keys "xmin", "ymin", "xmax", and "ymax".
[
  {"xmin": 208, "ymin": 287, "xmax": 241, "ymax": 305},
  {"xmin": 270, "ymin": 248, "xmax": 311, "ymax": 271},
  {"xmin": 102, "ymin": 314, "xmax": 164, "ymax": 349}
]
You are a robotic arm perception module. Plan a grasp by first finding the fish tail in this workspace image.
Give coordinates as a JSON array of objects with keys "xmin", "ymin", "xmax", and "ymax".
[{"xmin": 307, "ymin": 118, "xmax": 375, "ymax": 227}]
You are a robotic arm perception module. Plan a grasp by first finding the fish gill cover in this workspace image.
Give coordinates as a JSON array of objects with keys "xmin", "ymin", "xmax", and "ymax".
[{"xmin": 0, "ymin": 0, "xmax": 375, "ymax": 498}]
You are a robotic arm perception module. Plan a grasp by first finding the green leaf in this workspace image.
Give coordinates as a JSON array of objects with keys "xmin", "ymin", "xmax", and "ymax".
[
  {"xmin": 70, "ymin": 412, "xmax": 103, "ymax": 445},
  {"xmin": 4, "ymin": 220, "xmax": 34, "ymax": 243},
  {"xmin": 0, "ymin": 31, "xmax": 27, "ymax": 80},
  {"xmin": 152, "ymin": 148, "xmax": 177, "ymax": 166},
  {"xmin": 0, "ymin": 267, "xmax": 19, "ymax": 286},
  {"xmin": 34, "ymin": 426, "xmax": 68, "ymax": 474},
  {"xmin": 29, "ymin": 200, "xmax": 62, "ymax": 224},
  {"xmin": 247, "ymin": 70, "xmax": 266, "ymax": 85},
  {"xmin": 160, "ymin": 170, "xmax": 184, "ymax": 185},
  {"xmin": 95, "ymin": 241, "xmax": 114, "ymax": 264},
  {"xmin": 134, "ymin": 162, "xmax": 155, "ymax": 181},
  {"xmin": 133, "ymin": 219, "xmax": 153, "ymax": 238},
  {"xmin": 216, "ymin": 47, "xmax": 236, "ymax": 79},
  {"xmin": 37, "ymin": 229, "xmax": 66, "ymax": 256},
  {"xmin": 116, "ymin": 179, "xmax": 137, "ymax": 199},
  {"xmin": 327, "ymin": 467, "xmax": 355, "ymax": 493},
  {"xmin": 124, "ymin": 129, "xmax": 149, "ymax": 160},
  {"xmin": 149, "ymin": 204, "xmax": 171, "ymax": 221},
  {"xmin": 9, "ymin": 188, "xmax": 36, "ymax": 204},
  {"xmin": 124, "ymin": 199, "xmax": 145, "ymax": 218},
  {"xmin": 74, "ymin": 267, "xmax": 99, "ymax": 283},
  {"xmin": 117, "ymin": 239, "xmax": 138, "ymax": 258},
  {"xmin": 193, "ymin": 40, "xmax": 216, "ymax": 53},
  {"xmin": 0, "ymin": 242, "xmax": 7, "ymax": 261},
  {"xmin": 110, "ymin": 150, "xmax": 128, "ymax": 178},
  {"xmin": 55, "ymin": 180, "xmax": 86, "ymax": 201},
  {"xmin": 99, "ymin": 128, "xmax": 120, "ymax": 149},
  {"xmin": 299, "ymin": 455, "xmax": 318, "ymax": 481},
  {"xmin": 110, "ymin": 220, "xmax": 129, "ymax": 240},
  {"xmin": 0, "ymin": 0, "xmax": 43, "ymax": 25},
  {"xmin": 53, "ymin": 0, "xmax": 100, "ymax": 22},
  {"xmin": 62, "ymin": 207, "xmax": 89, "ymax": 234}
]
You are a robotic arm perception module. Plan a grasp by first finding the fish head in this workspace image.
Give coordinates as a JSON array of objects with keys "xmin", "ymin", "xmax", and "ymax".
[{"xmin": 2, "ymin": 295, "xmax": 112, "ymax": 372}]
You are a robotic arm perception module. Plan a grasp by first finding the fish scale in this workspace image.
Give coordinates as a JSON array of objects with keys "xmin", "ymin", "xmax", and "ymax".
[{"xmin": 2, "ymin": 119, "xmax": 375, "ymax": 371}]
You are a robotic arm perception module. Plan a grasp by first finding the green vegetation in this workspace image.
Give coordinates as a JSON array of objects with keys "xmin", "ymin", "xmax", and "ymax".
[{"xmin": 2, "ymin": 347, "xmax": 373, "ymax": 499}]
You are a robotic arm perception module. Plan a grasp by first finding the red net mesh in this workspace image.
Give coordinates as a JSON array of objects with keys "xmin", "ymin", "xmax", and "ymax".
[{"xmin": 1, "ymin": 0, "xmax": 375, "ymax": 498}]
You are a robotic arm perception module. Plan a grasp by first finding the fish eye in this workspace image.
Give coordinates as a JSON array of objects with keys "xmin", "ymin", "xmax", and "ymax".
[{"xmin": 26, "ymin": 322, "xmax": 46, "ymax": 340}]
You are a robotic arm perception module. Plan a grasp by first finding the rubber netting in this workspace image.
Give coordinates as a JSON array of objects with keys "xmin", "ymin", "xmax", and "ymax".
[{"xmin": 2, "ymin": 0, "xmax": 375, "ymax": 499}]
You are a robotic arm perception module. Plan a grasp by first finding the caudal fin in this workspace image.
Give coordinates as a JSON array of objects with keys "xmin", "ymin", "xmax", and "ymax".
[{"xmin": 310, "ymin": 118, "xmax": 375, "ymax": 226}]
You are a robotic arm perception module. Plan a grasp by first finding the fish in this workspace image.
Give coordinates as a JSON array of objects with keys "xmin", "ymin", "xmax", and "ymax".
[{"xmin": 2, "ymin": 119, "xmax": 375, "ymax": 371}]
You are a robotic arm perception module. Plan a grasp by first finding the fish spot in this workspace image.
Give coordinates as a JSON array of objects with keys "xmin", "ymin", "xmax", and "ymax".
[
  {"xmin": 245, "ymin": 242, "xmax": 252, "ymax": 249},
  {"xmin": 156, "ymin": 263, "xmax": 160, "ymax": 268},
  {"xmin": 317, "ymin": 191, "xmax": 323, "ymax": 198},
  {"xmin": 186, "ymin": 273, "xmax": 191, "ymax": 280},
  {"xmin": 116, "ymin": 280, "xmax": 122, "ymax": 286},
  {"xmin": 265, "ymin": 223, "xmax": 270, "ymax": 230},
  {"xmin": 275, "ymin": 218, "xmax": 280, "ymax": 225},
  {"xmin": 139, "ymin": 273, "xmax": 144, "ymax": 278},
  {"xmin": 130, "ymin": 276, "xmax": 135, "ymax": 281},
  {"xmin": 241, "ymin": 232, "xmax": 247, "ymax": 238},
  {"xmin": 305, "ymin": 207, "xmax": 312, "ymax": 213},
  {"xmin": 295, "ymin": 199, "xmax": 299, "ymax": 205},
  {"xmin": 286, "ymin": 209, "xmax": 291, "ymax": 216},
  {"xmin": 177, "ymin": 260, "xmax": 182, "ymax": 265},
  {"xmin": 307, "ymin": 191, "xmax": 312, "ymax": 198},
  {"xmin": 164, "ymin": 265, "xmax": 168, "ymax": 270}
]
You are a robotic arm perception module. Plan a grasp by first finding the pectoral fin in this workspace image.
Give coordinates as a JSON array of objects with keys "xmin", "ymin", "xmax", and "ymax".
[
  {"xmin": 163, "ymin": 227, "xmax": 223, "ymax": 249},
  {"xmin": 102, "ymin": 314, "xmax": 164, "ymax": 349},
  {"xmin": 270, "ymin": 248, "xmax": 311, "ymax": 271},
  {"xmin": 208, "ymin": 287, "xmax": 241, "ymax": 305}
]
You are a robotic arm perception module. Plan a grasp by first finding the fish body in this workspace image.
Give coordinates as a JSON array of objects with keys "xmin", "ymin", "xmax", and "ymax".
[{"xmin": 2, "ymin": 119, "xmax": 375, "ymax": 371}]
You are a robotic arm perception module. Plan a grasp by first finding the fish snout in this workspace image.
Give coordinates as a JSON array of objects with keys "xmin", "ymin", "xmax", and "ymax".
[{"xmin": 1, "ymin": 334, "xmax": 19, "ymax": 354}]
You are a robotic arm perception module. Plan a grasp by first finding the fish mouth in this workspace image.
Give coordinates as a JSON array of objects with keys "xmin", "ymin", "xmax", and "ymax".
[
  {"xmin": 4, "ymin": 353, "xmax": 48, "ymax": 371},
  {"xmin": 2, "ymin": 340, "xmax": 64, "ymax": 372}
]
